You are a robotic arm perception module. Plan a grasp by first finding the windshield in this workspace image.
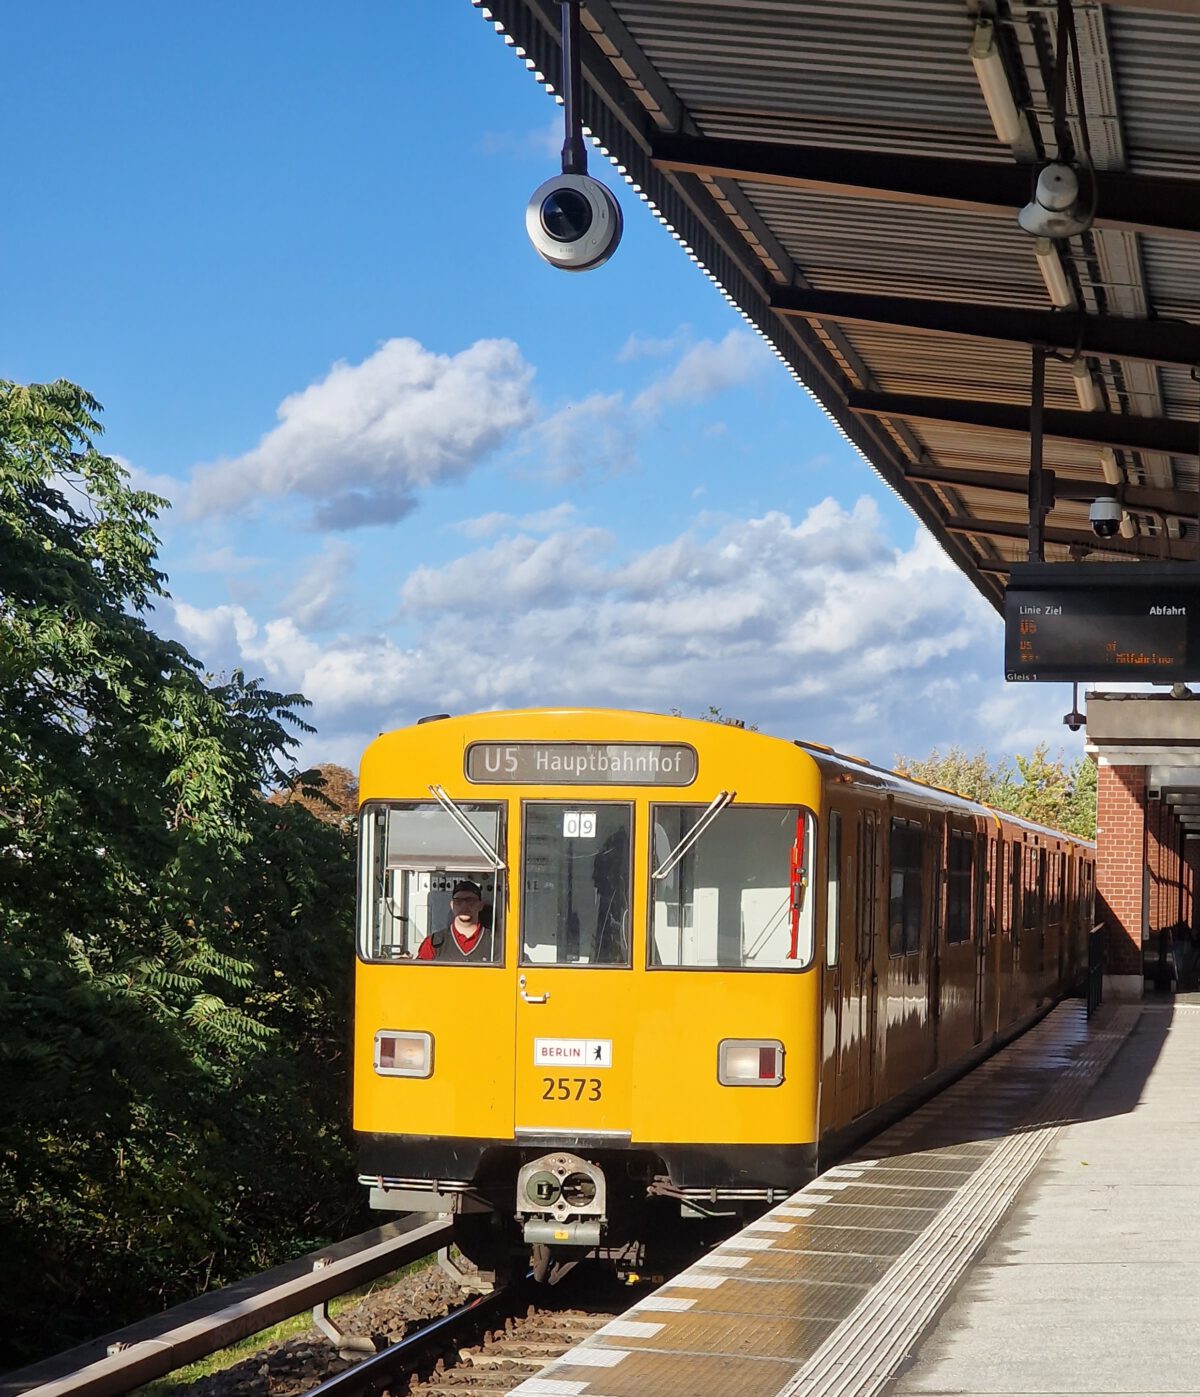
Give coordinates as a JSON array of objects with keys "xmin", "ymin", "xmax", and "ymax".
[
  {"xmin": 358, "ymin": 802, "xmax": 506, "ymax": 963},
  {"xmin": 650, "ymin": 805, "xmax": 814, "ymax": 969}
]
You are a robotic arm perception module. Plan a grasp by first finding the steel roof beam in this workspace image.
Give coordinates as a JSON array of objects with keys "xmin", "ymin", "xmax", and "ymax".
[
  {"xmin": 651, "ymin": 133, "xmax": 1200, "ymax": 245},
  {"xmin": 907, "ymin": 464, "xmax": 1200, "ymax": 518},
  {"xmin": 848, "ymin": 389, "xmax": 1200, "ymax": 459},
  {"xmin": 942, "ymin": 514, "xmax": 1192, "ymax": 560},
  {"xmin": 771, "ymin": 286, "xmax": 1200, "ymax": 372}
]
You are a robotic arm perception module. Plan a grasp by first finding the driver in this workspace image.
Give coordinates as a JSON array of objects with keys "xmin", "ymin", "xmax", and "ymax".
[{"xmin": 418, "ymin": 880, "xmax": 492, "ymax": 961}]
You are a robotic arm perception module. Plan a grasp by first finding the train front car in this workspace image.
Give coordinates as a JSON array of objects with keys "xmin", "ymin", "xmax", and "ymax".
[{"xmin": 353, "ymin": 709, "xmax": 823, "ymax": 1279}]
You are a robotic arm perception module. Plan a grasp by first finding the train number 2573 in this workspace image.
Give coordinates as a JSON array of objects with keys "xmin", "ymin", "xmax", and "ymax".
[{"xmin": 541, "ymin": 1076, "xmax": 602, "ymax": 1102}]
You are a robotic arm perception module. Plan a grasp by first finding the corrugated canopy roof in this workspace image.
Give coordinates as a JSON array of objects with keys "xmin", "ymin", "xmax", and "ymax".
[{"xmin": 476, "ymin": 0, "xmax": 1200, "ymax": 610}]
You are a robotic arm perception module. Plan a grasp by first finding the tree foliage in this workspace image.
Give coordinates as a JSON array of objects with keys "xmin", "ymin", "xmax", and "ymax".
[
  {"xmin": 671, "ymin": 705, "xmax": 759, "ymax": 731},
  {"xmin": 266, "ymin": 762, "xmax": 359, "ymax": 825},
  {"xmin": 0, "ymin": 382, "xmax": 361, "ymax": 1365},
  {"xmin": 894, "ymin": 743, "xmax": 1097, "ymax": 839}
]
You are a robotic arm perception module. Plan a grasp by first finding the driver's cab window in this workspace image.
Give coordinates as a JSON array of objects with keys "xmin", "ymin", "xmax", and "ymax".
[
  {"xmin": 358, "ymin": 802, "xmax": 505, "ymax": 964},
  {"xmin": 650, "ymin": 805, "xmax": 814, "ymax": 969},
  {"xmin": 521, "ymin": 803, "xmax": 632, "ymax": 966}
]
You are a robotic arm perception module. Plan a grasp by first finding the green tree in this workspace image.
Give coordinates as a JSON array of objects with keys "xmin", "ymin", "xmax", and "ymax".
[
  {"xmin": 670, "ymin": 705, "xmax": 759, "ymax": 731},
  {"xmin": 893, "ymin": 746, "xmax": 997, "ymax": 804},
  {"xmin": 894, "ymin": 741, "xmax": 1096, "ymax": 839},
  {"xmin": 0, "ymin": 382, "xmax": 359, "ymax": 1364}
]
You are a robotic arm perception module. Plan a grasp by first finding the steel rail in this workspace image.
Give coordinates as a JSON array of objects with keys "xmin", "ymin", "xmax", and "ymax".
[
  {"xmin": 303, "ymin": 1282, "xmax": 517, "ymax": 1397},
  {"xmin": 9, "ymin": 1216, "xmax": 453, "ymax": 1397}
]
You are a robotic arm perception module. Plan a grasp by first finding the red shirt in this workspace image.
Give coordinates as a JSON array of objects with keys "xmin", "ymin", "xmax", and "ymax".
[{"xmin": 418, "ymin": 922, "xmax": 485, "ymax": 960}]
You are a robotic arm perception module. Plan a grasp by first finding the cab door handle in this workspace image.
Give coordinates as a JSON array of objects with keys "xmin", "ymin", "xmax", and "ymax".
[{"xmin": 518, "ymin": 974, "xmax": 550, "ymax": 1004}]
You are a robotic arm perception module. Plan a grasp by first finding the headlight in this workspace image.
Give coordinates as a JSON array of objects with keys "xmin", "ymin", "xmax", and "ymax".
[
  {"xmin": 374, "ymin": 1030, "xmax": 433, "ymax": 1078},
  {"xmin": 718, "ymin": 1038, "xmax": 784, "ymax": 1086}
]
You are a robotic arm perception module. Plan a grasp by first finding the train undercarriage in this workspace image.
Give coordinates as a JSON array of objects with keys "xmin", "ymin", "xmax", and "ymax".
[{"xmin": 362, "ymin": 1137, "xmax": 812, "ymax": 1283}]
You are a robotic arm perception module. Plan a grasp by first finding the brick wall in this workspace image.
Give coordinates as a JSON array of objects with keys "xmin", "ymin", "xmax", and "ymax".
[
  {"xmin": 1187, "ymin": 840, "xmax": 1200, "ymax": 934},
  {"xmin": 1096, "ymin": 763, "xmax": 1145, "ymax": 977}
]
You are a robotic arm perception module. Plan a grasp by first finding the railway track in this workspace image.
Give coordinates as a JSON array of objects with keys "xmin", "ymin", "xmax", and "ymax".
[{"xmin": 204, "ymin": 1266, "xmax": 639, "ymax": 1397}]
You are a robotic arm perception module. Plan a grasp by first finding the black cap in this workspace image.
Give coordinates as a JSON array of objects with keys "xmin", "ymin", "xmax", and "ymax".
[{"xmin": 451, "ymin": 880, "xmax": 482, "ymax": 898}]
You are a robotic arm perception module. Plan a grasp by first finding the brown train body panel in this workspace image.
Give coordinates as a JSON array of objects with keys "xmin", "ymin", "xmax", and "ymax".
[{"xmin": 805, "ymin": 743, "xmax": 1093, "ymax": 1148}]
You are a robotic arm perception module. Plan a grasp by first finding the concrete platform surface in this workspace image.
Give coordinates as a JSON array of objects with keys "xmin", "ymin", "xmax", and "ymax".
[
  {"xmin": 507, "ymin": 1000, "xmax": 1144, "ymax": 1397},
  {"xmin": 890, "ymin": 1001, "xmax": 1199, "ymax": 1396}
]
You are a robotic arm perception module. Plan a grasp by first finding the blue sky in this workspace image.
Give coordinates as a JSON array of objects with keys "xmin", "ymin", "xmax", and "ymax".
[{"xmin": 2, "ymin": 1, "xmax": 1083, "ymax": 771}]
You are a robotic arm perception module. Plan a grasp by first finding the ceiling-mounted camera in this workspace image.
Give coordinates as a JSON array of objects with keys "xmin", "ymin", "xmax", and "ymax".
[
  {"xmin": 526, "ymin": 173, "xmax": 623, "ymax": 272},
  {"xmin": 1089, "ymin": 496, "xmax": 1122, "ymax": 540},
  {"xmin": 527, "ymin": 0, "xmax": 623, "ymax": 272}
]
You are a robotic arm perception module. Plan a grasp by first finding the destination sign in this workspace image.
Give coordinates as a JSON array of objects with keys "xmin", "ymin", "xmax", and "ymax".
[
  {"xmin": 465, "ymin": 742, "xmax": 697, "ymax": 786},
  {"xmin": 1004, "ymin": 563, "xmax": 1200, "ymax": 682}
]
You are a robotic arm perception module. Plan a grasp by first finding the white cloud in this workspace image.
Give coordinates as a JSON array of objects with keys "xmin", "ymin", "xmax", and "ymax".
[
  {"xmin": 188, "ymin": 337, "xmax": 536, "ymax": 528},
  {"xmin": 283, "ymin": 538, "xmax": 358, "ymax": 630},
  {"xmin": 518, "ymin": 390, "xmax": 636, "ymax": 481},
  {"xmin": 617, "ymin": 329, "xmax": 689, "ymax": 362},
  {"xmin": 632, "ymin": 330, "xmax": 772, "ymax": 415},
  {"xmin": 164, "ymin": 496, "xmax": 1079, "ymax": 770},
  {"xmin": 182, "ymin": 544, "xmax": 268, "ymax": 575},
  {"xmin": 401, "ymin": 527, "xmax": 613, "ymax": 614},
  {"xmin": 455, "ymin": 502, "xmax": 578, "ymax": 540}
]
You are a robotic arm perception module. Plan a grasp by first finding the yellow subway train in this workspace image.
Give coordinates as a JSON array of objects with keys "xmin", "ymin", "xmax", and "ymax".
[{"xmin": 353, "ymin": 708, "xmax": 1094, "ymax": 1278}]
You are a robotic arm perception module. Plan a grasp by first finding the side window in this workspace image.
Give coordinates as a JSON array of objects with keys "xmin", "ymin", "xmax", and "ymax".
[
  {"xmin": 523, "ymin": 803, "xmax": 631, "ymax": 966},
  {"xmin": 651, "ymin": 806, "xmax": 814, "ymax": 969},
  {"xmin": 1023, "ymin": 847, "xmax": 1040, "ymax": 937},
  {"xmin": 826, "ymin": 810, "xmax": 842, "ymax": 967},
  {"xmin": 858, "ymin": 811, "xmax": 879, "ymax": 965},
  {"xmin": 972, "ymin": 834, "xmax": 987, "ymax": 942},
  {"xmin": 1010, "ymin": 842, "xmax": 1022, "ymax": 944},
  {"xmin": 946, "ymin": 828, "xmax": 973, "ymax": 944},
  {"xmin": 358, "ymin": 802, "xmax": 505, "ymax": 964},
  {"xmin": 889, "ymin": 817, "xmax": 923, "ymax": 957}
]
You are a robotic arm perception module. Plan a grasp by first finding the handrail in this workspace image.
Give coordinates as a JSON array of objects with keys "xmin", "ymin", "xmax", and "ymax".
[{"xmin": 7, "ymin": 1216, "xmax": 453, "ymax": 1397}]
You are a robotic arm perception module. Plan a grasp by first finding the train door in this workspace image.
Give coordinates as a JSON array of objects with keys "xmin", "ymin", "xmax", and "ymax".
[
  {"xmin": 972, "ymin": 831, "xmax": 989, "ymax": 1044},
  {"xmin": 927, "ymin": 816, "xmax": 944, "ymax": 1074},
  {"xmin": 992, "ymin": 837, "xmax": 1006, "ymax": 1034},
  {"xmin": 512, "ymin": 801, "xmax": 636, "ymax": 1138},
  {"xmin": 1004, "ymin": 841, "xmax": 1022, "ymax": 1027},
  {"xmin": 855, "ymin": 809, "xmax": 882, "ymax": 1118},
  {"xmin": 819, "ymin": 807, "xmax": 847, "ymax": 1129}
]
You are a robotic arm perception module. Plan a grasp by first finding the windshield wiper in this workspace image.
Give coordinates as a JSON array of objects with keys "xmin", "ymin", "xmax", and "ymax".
[
  {"xmin": 652, "ymin": 790, "xmax": 734, "ymax": 880},
  {"xmin": 428, "ymin": 784, "xmax": 506, "ymax": 871}
]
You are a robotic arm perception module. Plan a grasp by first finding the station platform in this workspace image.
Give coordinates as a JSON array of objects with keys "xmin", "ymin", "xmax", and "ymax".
[{"xmin": 509, "ymin": 995, "xmax": 1190, "ymax": 1397}]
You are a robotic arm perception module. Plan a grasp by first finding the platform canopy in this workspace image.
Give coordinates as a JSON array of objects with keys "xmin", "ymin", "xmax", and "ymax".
[{"xmin": 478, "ymin": 0, "xmax": 1200, "ymax": 610}]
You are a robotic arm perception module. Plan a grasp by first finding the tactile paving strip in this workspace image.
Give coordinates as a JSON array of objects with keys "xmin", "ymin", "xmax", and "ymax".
[{"xmin": 508, "ymin": 1002, "xmax": 1139, "ymax": 1397}]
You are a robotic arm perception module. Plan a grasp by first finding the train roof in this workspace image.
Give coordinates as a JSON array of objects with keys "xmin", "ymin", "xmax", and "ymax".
[
  {"xmin": 794, "ymin": 740, "xmax": 1093, "ymax": 849},
  {"xmin": 365, "ymin": 709, "xmax": 1091, "ymax": 849}
]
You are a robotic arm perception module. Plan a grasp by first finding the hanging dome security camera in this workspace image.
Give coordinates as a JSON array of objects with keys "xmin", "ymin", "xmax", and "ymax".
[
  {"xmin": 526, "ymin": 0, "xmax": 623, "ymax": 272},
  {"xmin": 1018, "ymin": 162, "xmax": 1093, "ymax": 239},
  {"xmin": 1089, "ymin": 496, "xmax": 1122, "ymax": 540},
  {"xmin": 526, "ymin": 172, "xmax": 623, "ymax": 272}
]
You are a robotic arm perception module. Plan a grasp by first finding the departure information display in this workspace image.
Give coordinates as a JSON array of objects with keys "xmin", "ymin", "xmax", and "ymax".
[{"xmin": 1004, "ymin": 564, "xmax": 1200, "ymax": 682}]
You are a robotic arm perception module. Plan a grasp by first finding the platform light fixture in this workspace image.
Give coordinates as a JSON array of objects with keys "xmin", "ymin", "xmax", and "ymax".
[
  {"xmin": 1099, "ymin": 446, "xmax": 1122, "ymax": 486},
  {"xmin": 1034, "ymin": 238, "xmax": 1075, "ymax": 309},
  {"xmin": 1070, "ymin": 360, "xmax": 1102, "ymax": 413},
  {"xmin": 970, "ymin": 20, "xmax": 1023, "ymax": 146}
]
